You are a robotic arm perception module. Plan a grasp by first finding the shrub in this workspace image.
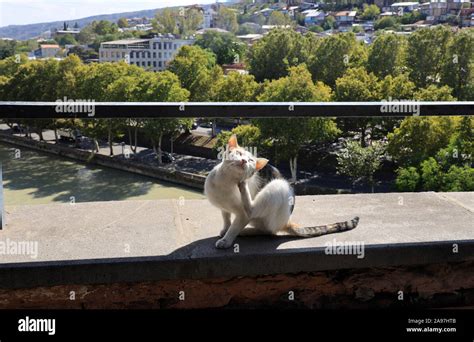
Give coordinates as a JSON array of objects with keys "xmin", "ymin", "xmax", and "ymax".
[
  {"xmin": 420, "ymin": 157, "xmax": 442, "ymax": 191},
  {"xmin": 441, "ymin": 165, "xmax": 474, "ymax": 191},
  {"xmin": 396, "ymin": 167, "xmax": 420, "ymax": 191}
]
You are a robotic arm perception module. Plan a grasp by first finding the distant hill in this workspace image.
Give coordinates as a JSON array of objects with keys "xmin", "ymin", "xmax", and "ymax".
[{"xmin": 0, "ymin": 8, "xmax": 165, "ymax": 40}]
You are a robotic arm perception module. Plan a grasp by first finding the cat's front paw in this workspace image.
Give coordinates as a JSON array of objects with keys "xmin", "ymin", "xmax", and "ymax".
[{"xmin": 215, "ymin": 237, "xmax": 233, "ymax": 249}]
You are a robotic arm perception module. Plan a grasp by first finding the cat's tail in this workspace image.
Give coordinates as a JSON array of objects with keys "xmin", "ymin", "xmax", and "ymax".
[{"xmin": 284, "ymin": 217, "xmax": 359, "ymax": 237}]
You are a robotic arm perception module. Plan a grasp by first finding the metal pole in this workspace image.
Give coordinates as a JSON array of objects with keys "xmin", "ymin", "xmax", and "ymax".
[{"xmin": 0, "ymin": 162, "xmax": 4, "ymax": 229}]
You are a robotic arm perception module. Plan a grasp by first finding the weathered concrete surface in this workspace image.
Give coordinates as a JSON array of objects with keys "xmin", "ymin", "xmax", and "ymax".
[{"xmin": 0, "ymin": 192, "xmax": 473, "ymax": 289}]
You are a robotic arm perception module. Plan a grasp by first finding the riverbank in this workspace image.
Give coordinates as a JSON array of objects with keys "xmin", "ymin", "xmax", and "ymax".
[
  {"xmin": 0, "ymin": 131, "xmax": 207, "ymax": 191},
  {"xmin": 0, "ymin": 142, "xmax": 205, "ymax": 205}
]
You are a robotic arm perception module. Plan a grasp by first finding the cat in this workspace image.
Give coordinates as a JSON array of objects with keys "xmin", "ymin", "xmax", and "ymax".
[{"xmin": 204, "ymin": 134, "xmax": 359, "ymax": 249}]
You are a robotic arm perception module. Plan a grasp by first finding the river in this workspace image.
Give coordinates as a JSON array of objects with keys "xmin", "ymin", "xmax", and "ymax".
[{"xmin": 0, "ymin": 143, "xmax": 205, "ymax": 205}]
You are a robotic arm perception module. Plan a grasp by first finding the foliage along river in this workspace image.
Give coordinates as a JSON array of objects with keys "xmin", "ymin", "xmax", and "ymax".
[{"xmin": 0, "ymin": 143, "xmax": 205, "ymax": 205}]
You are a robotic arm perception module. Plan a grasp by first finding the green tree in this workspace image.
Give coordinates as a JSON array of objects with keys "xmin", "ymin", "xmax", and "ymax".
[
  {"xmin": 211, "ymin": 72, "xmax": 259, "ymax": 101},
  {"xmin": 374, "ymin": 17, "xmax": 398, "ymax": 30},
  {"xmin": 57, "ymin": 34, "xmax": 77, "ymax": 46},
  {"xmin": 420, "ymin": 157, "xmax": 442, "ymax": 191},
  {"xmin": 379, "ymin": 73, "xmax": 415, "ymax": 100},
  {"xmin": 309, "ymin": 25, "xmax": 324, "ymax": 33},
  {"xmin": 254, "ymin": 65, "xmax": 339, "ymax": 180},
  {"xmin": 376, "ymin": 73, "xmax": 416, "ymax": 135},
  {"xmin": 335, "ymin": 67, "xmax": 381, "ymax": 146},
  {"xmin": 214, "ymin": 124, "xmax": 268, "ymax": 158},
  {"xmin": 267, "ymin": 11, "xmax": 291, "ymax": 26},
  {"xmin": 195, "ymin": 31, "xmax": 246, "ymax": 65},
  {"xmin": 335, "ymin": 67, "xmax": 381, "ymax": 102},
  {"xmin": 322, "ymin": 15, "xmax": 336, "ymax": 30},
  {"xmin": 177, "ymin": 7, "xmax": 204, "ymax": 35},
  {"xmin": 91, "ymin": 20, "xmax": 118, "ymax": 35},
  {"xmin": 361, "ymin": 4, "xmax": 380, "ymax": 20},
  {"xmin": 387, "ymin": 117, "xmax": 460, "ymax": 167},
  {"xmin": 67, "ymin": 46, "xmax": 99, "ymax": 61},
  {"xmin": 248, "ymin": 28, "xmax": 310, "ymax": 82},
  {"xmin": 308, "ymin": 33, "xmax": 367, "ymax": 88},
  {"xmin": 441, "ymin": 29, "xmax": 474, "ymax": 100},
  {"xmin": 153, "ymin": 8, "xmax": 178, "ymax": 34},
  {"xmin": 336, "ymin": 140, "xmax": 385, "ymax": 192},
  {"xmin": 442, "ymin": 165, "xmax": 474, "ymax": 191},
  {"xmin": 367, "ymin": 33, "xmax": 406, "ymax": 78},
  {"xmin": 75, "ymin": 61, "xmax": 135, "ymax": 153},
  {"xmin": 395, "ymin": 167, "xmax": 420, "ymax": 191},
  {"xmin": 437, "ymin": 116, "xmax": 474, "ymax": 168},
  {"xmin": 1, "ymin": 58, "xmax": 61, "ymax": 140},
  {"xmin": 406, "ymin": 26, "xmax": 453, "ymax": 88},
  {"xmin": 168, "ymin": 45, "xmax": 221, "ymax": 101},
  {"xmin": 413, "ymin": 85, "xmax": 455, "ymax": 101},
  {"xmin": 0, "ymin": 39, "xmax": 17, "ymax": 60},
  {"xmin": 215, "ymin": 7, "xmax": 239, "ymax": 33},
  {"xmin": 131, "ymin": 71, "xmax": 191, "ymax": 163},
  {"xmin": 117, "ymin": 18, "xmax": 129, "ymax": 28},
  {"xmin": 0, "ymin": 54, "xmax": 28, "ymax": 79},
  {"xmin": 76, "ymin": 25, "xmax": 94, "ymax": 44}
]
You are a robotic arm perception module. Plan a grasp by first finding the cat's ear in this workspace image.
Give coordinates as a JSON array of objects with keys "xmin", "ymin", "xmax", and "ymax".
[
  {"xmin": 228, "ymin": 134, "xmax": 239, "ymax": 149},
  {"xmin": 255, "ymin": 158, "xmax": 269, "ymax": 171}
]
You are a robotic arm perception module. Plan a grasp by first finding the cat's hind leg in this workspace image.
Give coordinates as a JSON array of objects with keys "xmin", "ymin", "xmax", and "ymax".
[
  {"xmin": 238, "ymin": 219, "xmax": 271, "ymax": 236},
  {"xmin": 239, "ymin": 179, "xmax": 292, "ymax": 235},
  {"xmin": 219, "ymin": 211, "xmax": 232, "ymax": 237}
]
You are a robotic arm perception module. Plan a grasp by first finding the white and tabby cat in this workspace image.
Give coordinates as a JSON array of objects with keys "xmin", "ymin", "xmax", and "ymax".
[{"xmin": 204, "ymin": 135, "xmax": 359, "ymax": 249}]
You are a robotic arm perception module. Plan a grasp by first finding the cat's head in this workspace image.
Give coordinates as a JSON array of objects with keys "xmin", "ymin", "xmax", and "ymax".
[{"xmin": 223, "ymin": 134, "xmax": 268, "ymax": 181}]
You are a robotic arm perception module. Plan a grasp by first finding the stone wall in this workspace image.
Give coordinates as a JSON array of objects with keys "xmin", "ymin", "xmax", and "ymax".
[{"xmin": 2, "ymin": 261, "xmax": 473, "ymax": 309}]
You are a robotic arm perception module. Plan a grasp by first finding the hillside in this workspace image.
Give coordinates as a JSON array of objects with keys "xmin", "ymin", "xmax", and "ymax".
[{"xmin": 0, "ymin": 8, "xmax": 164, "ymax": 40}]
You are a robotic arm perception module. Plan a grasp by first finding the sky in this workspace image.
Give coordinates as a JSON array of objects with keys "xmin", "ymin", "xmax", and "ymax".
[{"xmin": 0, "ymin": 0, "xmax": 219, "ymax": 27}]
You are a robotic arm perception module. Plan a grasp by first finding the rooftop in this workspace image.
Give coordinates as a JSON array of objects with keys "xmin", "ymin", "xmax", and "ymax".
[
  {"xmin": 304, "ymin": 10, "xmax": 324, "ymax": 17},
  {"xmin": 335, "ymin": 11, "xmax": 357, "ymax": 16},
  {"xmin": 196, "ymin": 28, "xmax": 229, "ymax": 34},
  {"xmin": 101, "ymin": 38, "xmax": 150, "ymax": 45},
  {"xmin": 392, "ymin": 2, "xmax": 420, "ymax": 6},
  {"xmin": 39, "ymin": 44, "xmax": 59, "ymax": 48},
  {"xmin": 0, "ymin": 192, "xmax": 473, "ymax": 289}
]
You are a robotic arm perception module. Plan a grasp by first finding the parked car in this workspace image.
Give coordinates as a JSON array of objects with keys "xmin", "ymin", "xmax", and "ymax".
[
  {"xmin": 12, "ymin": 124, "xmax": 23, "ymax": 133},
  {"xmin": 198, "ymin": 121, "xmax": 213, "ymax": 128},
  {"xmin": 58, "ymin": 128, "xmax": 82, "ymax": 141},
  {"xmin": 161, "ymin": 151, "xmax": 175, "ymax": 163}
]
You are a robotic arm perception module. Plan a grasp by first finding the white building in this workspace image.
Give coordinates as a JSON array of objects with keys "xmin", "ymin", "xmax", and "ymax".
[
  {"xmin": 390, "ymin": 2, "xmax": 420, "ymax": 13},
  {"xmin": 99, "ymin": 35, "xmax": 194, "ymax": 71}
]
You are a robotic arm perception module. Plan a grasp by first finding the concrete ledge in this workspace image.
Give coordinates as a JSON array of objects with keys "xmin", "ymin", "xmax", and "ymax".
[
  {"xmin": 2, "ymin": 261, "xmax": 474, "ymax": 309},
  {"xmin": 0, "ymin": 192, "xmax": 473, "ymax": 289},
  {"xmin": 0, "ymin": 133, "xmax": 206, "ymax": 190}
]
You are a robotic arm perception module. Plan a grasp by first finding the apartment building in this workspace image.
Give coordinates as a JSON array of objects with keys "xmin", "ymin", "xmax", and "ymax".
[{"xmin": 99, "ymin": 35, "xmax": 194, "ymax": 71}]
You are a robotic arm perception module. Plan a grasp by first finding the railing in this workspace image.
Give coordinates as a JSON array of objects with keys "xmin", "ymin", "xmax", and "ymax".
[{"xmin": 0, "ymin": 101, "xmax": 473, "ymax": 118}]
